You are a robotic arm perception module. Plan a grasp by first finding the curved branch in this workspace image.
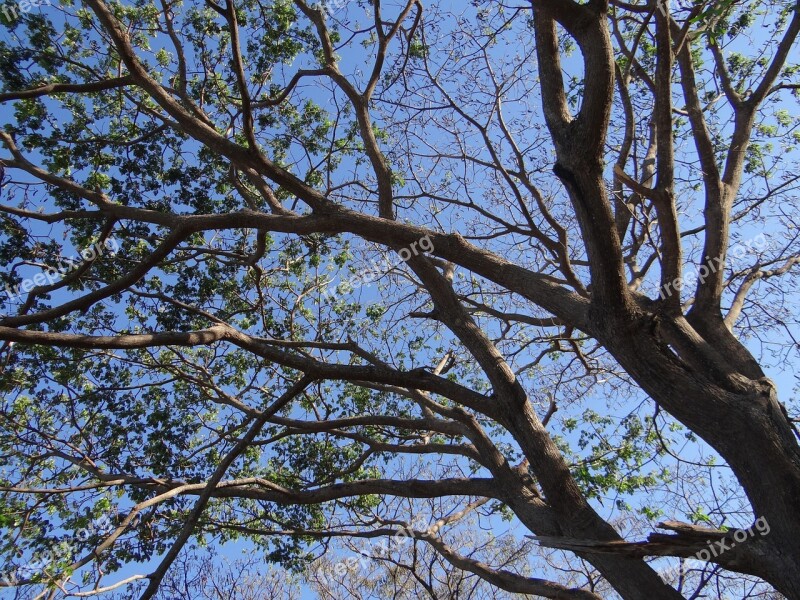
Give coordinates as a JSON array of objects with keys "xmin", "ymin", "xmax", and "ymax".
[
  {"xmin": 0, "ymin": 75, "xmax": 133, "ymax": 102},
  {"xmin": 418, "ymin": 531, "xmax": 603, "ymax": 599}
]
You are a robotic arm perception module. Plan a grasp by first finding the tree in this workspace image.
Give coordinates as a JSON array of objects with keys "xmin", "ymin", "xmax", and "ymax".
[
  {"xmin": 0, "ymin": 0, "xmax": 799, "ymax": 597},
  {"xmin": 145, "ymin": 546, "xmax": 301, "ymax": 600},
  {"xmin": 124, "ymin": 498, "xmax": 612, "ymax": 599},
  {"xmin": 304, "ymin": 497, "xmax": 553, "ymax": 600}
]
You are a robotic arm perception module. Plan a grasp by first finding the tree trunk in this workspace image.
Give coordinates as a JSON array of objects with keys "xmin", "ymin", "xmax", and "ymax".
[{"xmin": 603, "ymin": 312, "xmax": 800, "ymax": 598}]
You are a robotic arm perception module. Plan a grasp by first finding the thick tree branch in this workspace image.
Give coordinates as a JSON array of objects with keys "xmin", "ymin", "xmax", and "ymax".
[{"xmin": 0, "ymin": 75, "xmax": 133, "ymax": 102}]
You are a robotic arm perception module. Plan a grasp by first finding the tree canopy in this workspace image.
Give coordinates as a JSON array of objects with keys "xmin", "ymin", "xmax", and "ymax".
[{"xmin": 1, "ymin": 0, "xmax": 799, "ymax": 598}]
